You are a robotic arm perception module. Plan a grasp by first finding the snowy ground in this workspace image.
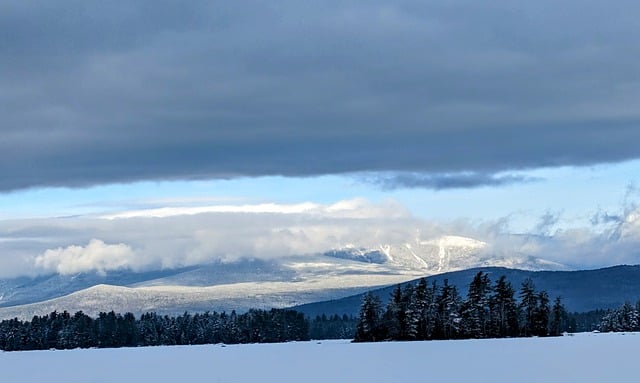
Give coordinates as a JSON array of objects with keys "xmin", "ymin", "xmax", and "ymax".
[{"xmin": 1, "ymin": 332, "xmax": 636, "ymax": 382}]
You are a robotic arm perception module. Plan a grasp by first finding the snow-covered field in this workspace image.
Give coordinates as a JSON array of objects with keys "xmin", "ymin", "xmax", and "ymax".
[{"xmin": 1, "ymin": 332, "xmax": 636, "ymax": 382}]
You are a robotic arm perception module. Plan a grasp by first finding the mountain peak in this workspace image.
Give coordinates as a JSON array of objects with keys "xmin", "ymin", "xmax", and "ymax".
[{"xmin": 324, "ymin": 234, "xmax": 562, "ymax": 273}]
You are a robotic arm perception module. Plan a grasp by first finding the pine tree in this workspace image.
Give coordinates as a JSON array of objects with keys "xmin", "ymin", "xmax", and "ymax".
[
  {"xmin": 120, "ymin": 312, "xmax": 139, "ymax": 346},
  {"xmin": 435, "ymin": 279, "xmax": 462, "ymax": 339},
  {"xmin": 27, "ymin": 315, "xmax": 46, "ymax": 350},
  {"xmin": 410, "ymin": 278, "xmax": 429, "ymax": 340},
  {"xmin": 139, "ymin": 312, "xmax": 161, "ymax": 346},
  {"xmin": 518, "ymin": 278, "xmax": 538, "ymax": 337},
  {"xmin": 355, "ymin": 292, "xmax": 384, "ymax": 342},
  {"xmin": 71, "ymin": 311, "xmax": 96, "ymax": 348},
  {"xmin": 599, "ymin": 302, "xmax": 639, "ymax": 332},
  {"xmin": 402, "ymin": 284, "xmax": 418, "ymax": 340},
  {"xmin": 490, "ymin": 276, "xmax": 519, "ymax": 338},
  {"xmin": 532, "ymin": 291, "xmax": 550, "ymax": 336},
  {"xmin": 623, "ymin": 302, "xmax": 639, "ymax": 331},
  {"xmin": 549, "ymin": 297, "xmax": 567, "ymax": 336},
  {"xmin": 225, "ymin": 311, "xmax": 240, "ymax": 344},
  {"xmin": 462, "ymin": 271, "xmax": 492, "ymax": 338},
  {"xmin": 384, "ymin": 285, "xmax": 407, "ymax": 340}
]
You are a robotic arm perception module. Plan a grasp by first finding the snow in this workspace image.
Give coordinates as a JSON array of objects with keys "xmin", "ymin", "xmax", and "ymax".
[
  {"xmin": 0, "ymin": 271, "xmax": 422, "ymax": 320},
  {"xmin": 0, "ymin": 233, "xmax": 567, "ymax": 321},
  {"xmin": 1, "ymin": 332, "xmax": 637, "ymax": 382},
  {"xmin": 421, "ymin": 235, "xmax": 488, "ymax": 249},
  {"xmin": 404, "ymin": 243, "xmax": 429, "ymax": 268}
]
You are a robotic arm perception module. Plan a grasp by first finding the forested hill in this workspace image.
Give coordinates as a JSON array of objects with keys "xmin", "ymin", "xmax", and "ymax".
[{"xmin": 292, "ymin": 265, "xmax": 640, "ymax": 317}]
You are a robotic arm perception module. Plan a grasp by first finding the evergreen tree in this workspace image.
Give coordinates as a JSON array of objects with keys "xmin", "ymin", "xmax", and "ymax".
[
  {"xmin": 355, "ymin": 292, "xmax": 384, "ymax": 342},
  {"xmin": 139, "ymin": 312, "xmax": 161, "ymax": 346},
  {"xmin": 402, "ymin": 284, "xmax": 418, "ymax": 340},
  {"xmin": 490, "ymin": 276, "xmax": 519, "ymax": 338},
  {"xmin": 384, "ymin": 285, "xmax": 406, "ymax": 340},
  {"xmin": 224, "ymin": 311, "xmax": 240, "ymax": 344},
  {"xmin": 599, "ymin": 302, "xmax": 639, "ymax": 332},
  {"xmin": 532, "ymin": 291, "xmax": 550, "ymax": 336},
  {"xmin": 46, "ymin": 311, "xmax": 62, "ymax": 349},
  {"xmin": 309, "ymin": 314, "xmax": 357, "ymax": 340},
  {"xmin": 462, "ymin": 272, "xmax": 492, "ymax": 338},
  {"xmin": 120, "ymin": 312, "xmax": 139, "ymax": 346},
  {"xmin": 518, "ymin": 278, "xmax": 538, "ymax": 337},
  {"xmin": 410, "ymin": 278, "xmax": 430, "ymax": 340},
  {"xmin": 27, "ymin": 315, "xmax": 47, "ymax": 350},
  {"xmin": 549, "ymin": 297, "xmax": 567, "ymax": 336},
  {"xmin": 383, "ymin": 284, "xmax": 416, "ymax": 340},
  {"xmin": 435, "ymin": 279, "xmax": 462, "ymax": 339},
  {"xmin": 0, "ymin": 307, "xmax": 311, "ymax": 351}
]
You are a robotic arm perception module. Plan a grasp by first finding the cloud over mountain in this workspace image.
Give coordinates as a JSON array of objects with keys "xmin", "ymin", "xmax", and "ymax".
[
  {"xmin": 0, "ymin": 198, "xmax": 639, "ymax": 278},
  {"xmin": 34, "ymin": 239, "xmax": 137, "ymax": 275}
]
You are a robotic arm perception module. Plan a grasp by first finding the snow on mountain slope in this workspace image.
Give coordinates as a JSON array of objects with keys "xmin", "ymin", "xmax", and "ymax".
[
  {"xmin": 324, "ymin": 235, "xmax": 563, "ymax": 273},
  {"xmin": 0, "ymin": 260, "xmax": 295, "ymax": 309},
  {"xmin": 0, "ymin": 268, "xmax": 201, "ymax": 308},
  {"xmin": 0, "ymin": 255, "xmax": 425, "ymax": 318},
  {"xmin": 0, "ymin": 272, "xmax": 420, "ymax": 320},
  {"xmin": 0, "ymin": 234, "xmax": 566, "ymax": 319}
]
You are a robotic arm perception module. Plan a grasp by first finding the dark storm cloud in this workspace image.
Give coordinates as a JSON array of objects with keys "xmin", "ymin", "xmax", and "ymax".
[
  {"xmin": 2, "ymin": 0, "xmax": 640, "ymax": 191},
  {"xmin": 364, "ymin": 172, "xmax": 537, "ymax": 190}
]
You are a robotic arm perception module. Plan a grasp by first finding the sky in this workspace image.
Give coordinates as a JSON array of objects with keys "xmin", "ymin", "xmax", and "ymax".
[{"xmin": 1, "ymin": 1, "xmax": 640, "ymax": 277}]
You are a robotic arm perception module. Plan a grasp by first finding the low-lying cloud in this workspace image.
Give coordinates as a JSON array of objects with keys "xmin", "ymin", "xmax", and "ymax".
[
  {"xmin": 0, "ymin": 199, "xmax": 640, "ymax": 278},
  {"xmin": 34, "ymin": 239, "xmax": 137, "ymax": 276},
  {"xmin": 0, "ymin": 199, "xmax": 417, "ymax": 277}
]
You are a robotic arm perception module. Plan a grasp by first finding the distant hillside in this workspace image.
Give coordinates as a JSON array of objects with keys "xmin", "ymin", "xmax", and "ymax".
[{"xmin": 292, "ymin": 265, "xmax": 640, "ymax": 317}]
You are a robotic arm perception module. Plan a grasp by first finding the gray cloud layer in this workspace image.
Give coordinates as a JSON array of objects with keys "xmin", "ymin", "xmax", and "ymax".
[
  {"xmin": 364, "ymin": 172, "xmax": 538, "ymax": 190},
  {"xmin": 2, "ymin": 1, "xmax": 640, "ymax": 190}
]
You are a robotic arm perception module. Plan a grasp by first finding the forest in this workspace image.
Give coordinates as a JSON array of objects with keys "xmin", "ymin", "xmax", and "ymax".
[
  {"xmin": 353, "ymin": 271, "xmax": 640, "ymax": 342},
  {"xmin": 354, "ymin": 272, "xmax": 568, "ymax": 342},
  {"xmin": 598, "ymin": 301, "xmax": 640, "ymax": 332},
  {"xmin": 1, "ymin": 271, "xmax": 636, "ymax": 351},
  {"xmin": 0, "ymin": 308, "xmax": 309, "ymax": 351}
]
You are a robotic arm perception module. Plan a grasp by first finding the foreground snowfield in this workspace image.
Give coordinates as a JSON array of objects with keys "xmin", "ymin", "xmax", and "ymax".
[{"xmin": 2, "ymin": 332, "xmax": 636, "ymax": 382}]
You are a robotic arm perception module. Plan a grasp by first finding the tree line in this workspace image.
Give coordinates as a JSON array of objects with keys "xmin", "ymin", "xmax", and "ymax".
[
  {"xmin": 309, "ymin": 314, "xmax": 357, "ymax": 340},
  {"xmin": 0, "ymin": 308, "xmax": 309, "ymax": 351},
  {"xmin": 3, "ymin": 271, "xmax": 628, "ymax": 351},
  {"xmin": 598, "ymin": 301, "xmax": 640, "ymax": 332},
  {"xmin": 354, "ymin": 272, "xmax": 569, "ymax": 342}
]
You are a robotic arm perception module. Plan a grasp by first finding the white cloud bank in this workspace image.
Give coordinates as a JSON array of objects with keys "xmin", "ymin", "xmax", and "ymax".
[
  {"xmin": 34, "ymin": 239, "xmax": 137, "ymax": 276},
  {"xmin": 1, "ymin": 198, "xmax": 640, "ymax": 278},
  {"xmin": 99, "ymin": 199, "xmax": 409, "ymax": 220},
  {"xmin": 100, "ymin": 202, "xmax": 322, "ymax": 219}
]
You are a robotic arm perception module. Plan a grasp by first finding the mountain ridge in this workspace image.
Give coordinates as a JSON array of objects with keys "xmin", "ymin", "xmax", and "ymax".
[
  {"xmin": 292, "ymin": 264, "xmax": 640, "ymax": 317},
  {"xmin": 0, "ymin": 234, "xmax": 568, "ymax": 320}
]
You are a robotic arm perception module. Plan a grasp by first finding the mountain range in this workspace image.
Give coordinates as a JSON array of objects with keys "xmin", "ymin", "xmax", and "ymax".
[
  {"xmin": 294, "ymin": 265, "xmax": 640, "ymax": 317},
  {"xmin": 0, "ymin": 235, "xmax": 569, "ymax": 320}
]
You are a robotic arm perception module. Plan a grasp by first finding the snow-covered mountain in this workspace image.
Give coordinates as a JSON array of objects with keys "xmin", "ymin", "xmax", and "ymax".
[
  {"xmin": 322, "ymin": 235, "xmax": 563, "ymax": 272},
  {"xmin": 0, "ymin": 235, "xmax": 565, "ymax": 320}
]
